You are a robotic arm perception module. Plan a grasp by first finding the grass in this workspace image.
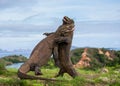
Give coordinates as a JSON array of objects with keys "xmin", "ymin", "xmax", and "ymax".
[{"xmin": 0, "ymin": 66, "xmax": 120, "ymax": 86}]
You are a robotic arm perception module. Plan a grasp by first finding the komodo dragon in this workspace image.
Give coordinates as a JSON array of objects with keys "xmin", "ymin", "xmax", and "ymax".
[
  {"xmin": 56, "ymin": 17, "xmax": 79, "ymax": 78},
  {"xmin": 17, "ymin": 16, "xmax": 75, "ymax": 81},
  {"xmin": 43, "ymin": 16, "xmax": 74, "ymax": 67},
  {"xmin": 44, "ymin": 16, "xmax": 79, "ymax": 78}
]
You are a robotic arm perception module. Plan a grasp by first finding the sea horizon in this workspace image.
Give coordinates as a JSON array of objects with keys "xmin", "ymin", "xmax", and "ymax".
[
  {"xmin": 1, "ymin": 47, "xmax": 119, "ymax": 69},
  {"xmin": 0, "ymin": 47, "xmax": 120, "ymax": 58}
]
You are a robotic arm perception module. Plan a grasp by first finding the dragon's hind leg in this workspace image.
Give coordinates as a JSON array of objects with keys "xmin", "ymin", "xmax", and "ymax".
[
  {"xmin": 30, "ymin": 64, "xmax": 43, "ymax": 75},
  {"xmin": 35, "ymin": 66, "xmax": 43, "ymax": 75}
]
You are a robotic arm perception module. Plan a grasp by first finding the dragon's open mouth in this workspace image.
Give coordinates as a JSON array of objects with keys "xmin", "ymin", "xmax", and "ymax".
[
  {"xmin": 62, "ymin": 16, "xmax": 75, "ymax": 32},
  {"xmin": 63, "ymin": 16, "xmax": 70, "ymax": 23}
]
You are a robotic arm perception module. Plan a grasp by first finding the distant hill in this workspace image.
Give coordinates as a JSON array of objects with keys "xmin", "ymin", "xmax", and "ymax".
[
  {"xmin": 0, "ymin": 55, "xmax": 27, "ymax": 65},
  {"xmin": 0, "ymin": 49, "xmax": 31, "ymax": 58},
  {"xmin": 71, "ymin": 47, "xmax": 120, "ymax": 69},
  {"xmin": 71, "ymin": 46, "xmax": 78, "ymax": 50}
]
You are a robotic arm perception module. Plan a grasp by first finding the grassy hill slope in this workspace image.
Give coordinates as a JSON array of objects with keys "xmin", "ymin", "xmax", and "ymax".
[
  {"xmin": 0, "ymin": 55, "xmax": 27, "ymax": 65},
  {"xmin": 71, "ymin": 48, "xmax": 120, "ymax": 69}
]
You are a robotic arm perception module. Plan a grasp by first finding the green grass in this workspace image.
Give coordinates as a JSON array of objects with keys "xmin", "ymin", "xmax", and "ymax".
[{"xmin": 0, "ymin": 66, "xmax": 120, "ymax": 86}]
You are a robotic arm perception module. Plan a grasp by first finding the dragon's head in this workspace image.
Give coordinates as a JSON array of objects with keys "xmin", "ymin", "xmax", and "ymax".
[
  {"xmin": 62, "ymin": 16, "xmax": 74, "ymax": 25},
  {"xmin": 60, "ymin": 16, "xmax": 75, "ymax": 33},
  {"xmin": 43, "ymin": 16, "xmax": 75, "ymax": 36}
]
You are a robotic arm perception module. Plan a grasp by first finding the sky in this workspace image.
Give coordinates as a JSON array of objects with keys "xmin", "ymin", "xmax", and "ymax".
[{"xmin": 0, "ymin": 0, "xmax": 120, "ymax": 51}]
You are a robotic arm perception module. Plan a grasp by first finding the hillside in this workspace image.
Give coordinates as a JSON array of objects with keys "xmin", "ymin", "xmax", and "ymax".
[
  {"xmin": 71, "ymin": 48, "xmax": 120, "ymax": 69},
  {"xmin": 0, "ymin": 48, "xmax": 120, "ymax": 86},
  {"xmin": 0, "ymin": 55, "xmax": 27, "ymax": 65}
]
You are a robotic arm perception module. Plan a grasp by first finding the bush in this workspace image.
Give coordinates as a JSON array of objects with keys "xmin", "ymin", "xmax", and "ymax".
[
  {"xmin": 0, "ymin": 59, "xmax": 6, "ymax": 75},
  {"xmin": 114, "ymin": 51, "xmax": 120, "ymax": 64},
  {"xmin": 89, "ymin": 59, "xmax": 102, "ymax": 70},
  {"xmin": 42, "ymin": 59, "xmax": 56, "ymax": 69},
  {"xmin": 71, "ymin": 48, "xmax": 84, "ymax": 64}
]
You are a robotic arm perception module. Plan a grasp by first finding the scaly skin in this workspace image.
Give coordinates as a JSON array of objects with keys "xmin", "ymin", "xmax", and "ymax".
[
  {"xmin": 44, "ymin": 16, "xmax": 79, "ymax": 78},
  {"xmin": 17, "ymin": 16, "xmax": 75, "ymax": 81},
  {"xmin": 56, "ymin": 17, "xmax": 79, "ymax": 78}
]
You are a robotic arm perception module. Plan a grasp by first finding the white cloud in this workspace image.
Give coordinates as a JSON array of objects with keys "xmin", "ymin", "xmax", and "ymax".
[
  {"xmin": 0, "ymin": 34, "xmax": 45, "ymax": 50},
  {"xmin": 0, "ymin": 0, "xmax": 120, "ymax": 24},
  {"xmin": 0, "ymin": 0, "xmax": 120, "ymax": 50}
]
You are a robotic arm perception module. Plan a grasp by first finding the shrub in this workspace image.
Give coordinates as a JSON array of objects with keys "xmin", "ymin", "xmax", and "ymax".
[
  {"xmin": 42, "ymin": 59, "xmax": 56, "ymax": 69},
  {"xmin": 0, "ymin": 59, "xmax": 6, "ymax": 75}
]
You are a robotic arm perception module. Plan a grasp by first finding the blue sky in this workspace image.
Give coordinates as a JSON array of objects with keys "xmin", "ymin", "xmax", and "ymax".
[{"xmin": 0, "ymin": 0, "xmax": 120, "ymax": 50}]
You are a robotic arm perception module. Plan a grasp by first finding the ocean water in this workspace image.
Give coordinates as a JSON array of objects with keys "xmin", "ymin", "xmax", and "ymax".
[
  {"xmin": 6, "ymin": 63, "xmax": 23, "ymax": 69},
  {"xmin": 0, "ymin": 51, "xmax": 31, "ymax": 69}
]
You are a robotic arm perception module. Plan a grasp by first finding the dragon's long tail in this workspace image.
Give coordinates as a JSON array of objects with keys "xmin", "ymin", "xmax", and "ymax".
[{"xmin": 17, "ymin": 70, "xmax": 62, "ymax": 81}]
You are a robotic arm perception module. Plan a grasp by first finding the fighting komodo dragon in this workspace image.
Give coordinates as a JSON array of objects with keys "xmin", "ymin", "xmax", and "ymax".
[
  {"xmin": 56, "ymin": 17, "xmax": 79, "ymax": 78},
  {"xmin": 17, "ymin": 16, "xmax": 75, "ymax": 81},
  {"xmin": 44, "ymin": 16, "xmax": 74, "ymax": 67},
  {"xmin": 44, "ymin": 16, "xmax": 79, "ymax": 78}
]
